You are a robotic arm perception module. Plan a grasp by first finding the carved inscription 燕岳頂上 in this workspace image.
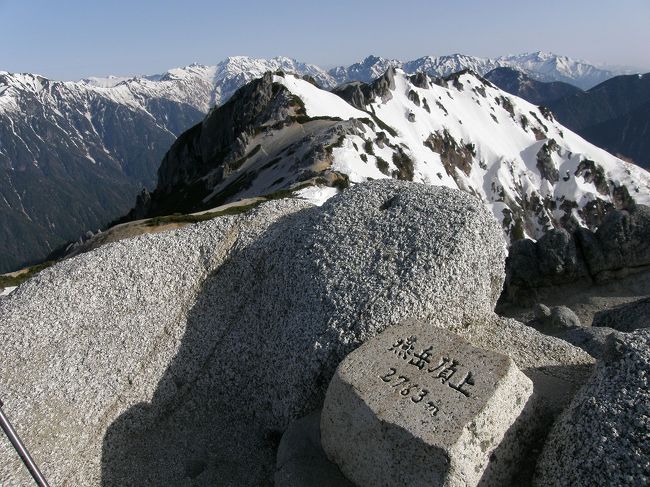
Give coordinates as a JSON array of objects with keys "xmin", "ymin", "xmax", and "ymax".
[{"xmin": 379, "ymin": 335, "xmax": 477, "ymax": 417}]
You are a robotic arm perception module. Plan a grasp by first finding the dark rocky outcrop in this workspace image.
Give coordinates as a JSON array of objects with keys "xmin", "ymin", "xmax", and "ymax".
[
  {"xmin": 576, "ymin": 204, "xmax": 650, "ymax": 277},
  {"xmin": 503, "ymin": 205, "xmax": 650, "ymax": 302},
  {"xmin": 574, "ymin": 159, "xmax": 609, "ymax": 195},
  {"xmin": 155, "ymin": 73, "xmax": 291, "ymax": 194},
  {"xmin": 127, "ymin": 73, "xmax": 363, "ymax": 219},
  {"xmin": 424, "ymin": 129, "xmax": 474, "ymax": 177},
  {"xmin": 504, "ymin": 228, "xmax": 589, "ymax": 294},
  {"xmin": 331, "ymin": 68, "xmax": 397, "ymax": 109},
  {"xmin": 408, "ymin": 72, "xmax": 431, "ymax": 89},
  {"xmin": 592, "ymin": 297, "xmax": 650, "ymax": 332},
  {"xmin": 536, "ymin": 139, "xmax": 560, "ymax": 183},
  {"xmin": 329, "ymin": 82, "xmax": 368, "ymax": 111}
]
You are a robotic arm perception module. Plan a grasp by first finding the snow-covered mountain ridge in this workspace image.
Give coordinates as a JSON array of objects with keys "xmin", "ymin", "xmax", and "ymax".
[
  {"xmin": 0, "ymin": 70, "xmax": 206, "ymax": 272},
  {"xmin": 0, "ymin": 51, "xmax": 637, "ymax": 271},
  {"xmin": 134, "ymin": 68, "xmax": 650, "ymax": 241},
  {"xmin": 0, "ymin": 56, "xmax": 338, "ymax": 272},
  {"xmin": 0, "ymin": 51, "xmax": 619, "ymax": 120},
  {"xmin": 332, "ymin": 51, "xmax": 619, "ymax": 89}
]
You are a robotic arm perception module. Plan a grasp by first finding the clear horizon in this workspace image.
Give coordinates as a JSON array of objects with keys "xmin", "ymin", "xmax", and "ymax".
[{"xmin": 1, "ymin": 0, "xmax": 649, "ymax": 80}]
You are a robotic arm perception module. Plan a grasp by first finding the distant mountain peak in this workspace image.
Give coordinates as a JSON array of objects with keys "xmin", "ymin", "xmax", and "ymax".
[
  {"xmin": 132, "ymin": 69, "xmax": 650, "ymax": 247},
  {"xmin": 360, "ymin": 54, "xmax": 388, "ymax": 63},
  {"xmin": 1, "ymin": 51, "xmax": 641, "ymax": 272}
]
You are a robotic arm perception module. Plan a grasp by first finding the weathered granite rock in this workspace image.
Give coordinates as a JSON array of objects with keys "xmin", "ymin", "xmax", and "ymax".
[
  {"xmin": 559, "ymin": 326, "xmax": 618, "ymax": 359},
  {"xmin": 321, "ymin": 321, "xmax": 533, "ymax": 487},
  {"xmin": 424, "ymin": 314, "xmax": 594, "ymax": 485},
  {"xmin": 535, "ymin": 330, "xmax": 650, "ymax": 486},
  {"xmin": 533, "ymin": 303, "xmax": 551, "ymax": 319},
  {"xmin": 577, "ymin": 204, "xmax": 650, "ymax": 280},
  {"xmin": 0, "ymin": 180, "xmax": 507, "ymax": 486},
  {"xmin": 592, "ymin": 297, "xmax": 650, "ymax": 332},
  {"xmin": 549, "ymin": 306, "xmax": 582, "ymax": 329},
  {"xmin": 275, "ymin": 410, "xmax": 354, "ymax": 487},
  {"xmin": 503, "ymin": 229, "xmax": 590, "ymax": 302},
  {"xmin": 0, "ymin": 198, "xmax": 310, "ymax": 487},
  {"xmin": 531, "ymin": 305, "xmax": 582, "ymax": 335},
  {"xmin": 502, "ymin": 206, "xmax": 650, "ymax": 302},
  {"xmin": 526, "ymin": 305, "xmax": 584, "ymax": 342}
]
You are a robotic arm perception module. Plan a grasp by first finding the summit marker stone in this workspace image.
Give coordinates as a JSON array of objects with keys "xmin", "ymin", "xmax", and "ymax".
[{"xmin": 321, "ymin": 320, "xmax": 533, "ymax": 487}]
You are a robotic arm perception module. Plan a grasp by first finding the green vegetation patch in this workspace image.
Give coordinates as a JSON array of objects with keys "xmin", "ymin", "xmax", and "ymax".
[
  {"xmin": 368, "ymin": 113, "xmax": 398, "ymax": 137},
  {"xmin": 289, "ymin": 94, "xmax": 307, "ymax": 116},
  {"xmin": 227, "ymin": 144, "xmax": 262, "ymax": 172},
  {"xmin": 391, "ymin": 149, "xmax": 415, "ymax": 181}
]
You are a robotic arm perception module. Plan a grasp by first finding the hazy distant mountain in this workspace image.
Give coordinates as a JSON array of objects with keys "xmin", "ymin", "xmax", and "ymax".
[
  {"xmin": 547, "ymin": 73, "xmax": 650, "ymax": 168},
  {"xmin": 403, "ymin": 54, "xmax": 505, "ymax": 79},
  {"xmin": 329, "ymin": 55, "xmax": 401, "ymax": 84},
  {"xmin": 79, "ymin": 57, "xmax": 335, "ymax": 109},
  {"xmin": 484, "ymin": 68, "xmax": 650, "ymax": 168},
  {"xmin": 580, "ymin": 100, "xmax": 650, "ymax": 168},
  {"xmin": 130, "ymin": 68, "xmax": 649, "ymax": 244},
  {"xmin": 0, "ymin": 71, "xmax": 206, "ymax": 273},
  {"xmin": 332, "ymin": 52, "xmax": 618, "ymax": 89},
  {"xmin": 548, "ymin": 73, "xmax": 650, "ymax": 130},
  {"xmin": 199, "ymin": 56, "xmax": 335, "ymax": 105},
  {"xmin": 496, "ymin": 51, "xmax": 616, "ymax": 89},
  {"xmin": 484, "ymin": 67, "xmax": 583, "ymax": 105}
]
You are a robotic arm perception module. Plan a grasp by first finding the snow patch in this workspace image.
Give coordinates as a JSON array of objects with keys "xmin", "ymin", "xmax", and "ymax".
[{"xmin": 294, "ymin": 186, "xmax": 339, "ymax": 206}]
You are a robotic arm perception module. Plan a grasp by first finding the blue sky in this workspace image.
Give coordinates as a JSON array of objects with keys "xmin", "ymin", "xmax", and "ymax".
[{"xmin": 1, "ymin": 0, "xmax": 649, "ymax": 80}]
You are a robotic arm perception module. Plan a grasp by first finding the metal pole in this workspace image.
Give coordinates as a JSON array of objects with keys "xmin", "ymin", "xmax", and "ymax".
[{"xmin": 0, "ymin": 399, "xmax": 50, "ymax": 487}]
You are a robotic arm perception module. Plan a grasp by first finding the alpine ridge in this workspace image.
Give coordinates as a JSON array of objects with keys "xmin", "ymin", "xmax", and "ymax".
[
  {"xmin": 484, "ymin": 67, "xmax": 583, "ymax": 106},
  {"xmin": 130, "ymin": 68, "xmax": 650, "ymax": 242},
  {"xmin": 0, "ymin": 71, "xmax": 206, "ymax": 273},
  {"xmin": 330, "ymin": 51, "xmax": 620, "ymax": 90},
  {"xmin": 0, "ymin": 52, "xmax": 638, "ymax": 272},
  {"xmin": 486, "ymin": 69, "xmax": 650, "ymax": 169},
  {"xmin": 0, "ymin": 57, "xmax": 334, "ymax": 272}
]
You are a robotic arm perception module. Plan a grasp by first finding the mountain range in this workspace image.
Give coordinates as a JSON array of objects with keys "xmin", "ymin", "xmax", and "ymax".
[
  {"xmin": 0, "ymin": 52, "xmax": 643, "ymax": 272},
  {"xmin": 129, "ymin": 68, "xmax": 649, "ymax": 247},
  {"xmin": 484, "ymin": 67, "xmax": 583, "ymax": 105},
  {"xmin": 484, "ymin": 68, "xmax": 650, "ymax": 169},
  {"xmin": 331, "ymin": 51, "xmax": 620, "ymax": 89}
]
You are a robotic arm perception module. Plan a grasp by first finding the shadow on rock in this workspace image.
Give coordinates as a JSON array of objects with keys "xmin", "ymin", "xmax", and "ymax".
[
  {"xmin": 100, "ymin": 210, "xmax": 314, "ymax": 486},
  {"xmin": 100, "ymin": 181, "xmax": 507, "ymax": 486}
]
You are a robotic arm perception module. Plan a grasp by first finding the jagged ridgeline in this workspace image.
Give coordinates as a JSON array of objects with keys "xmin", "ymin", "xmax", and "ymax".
[
  {"xmin": 484, "ymin": 68, "xmax": 650, "ymax": 170},
  {"xmin": 129, "ymin": 68, "xmax": 650, "ymax": 241},
  {"xmin": 0, "ymin": 71, "xmax": 207, "ymax": 273},
  {"xmin": 0, "ymin": 54, "xmax": 638, "ymax": 274}
]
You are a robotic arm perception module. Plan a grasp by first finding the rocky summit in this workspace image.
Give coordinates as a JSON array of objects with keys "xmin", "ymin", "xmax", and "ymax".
[
  {"xmin": 0, "ymin": 180, "xmax": 506, "ymax": 485},
  {"xmin": 0, "ymin": 179, "xmax": 647, "ymax": 486}
]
